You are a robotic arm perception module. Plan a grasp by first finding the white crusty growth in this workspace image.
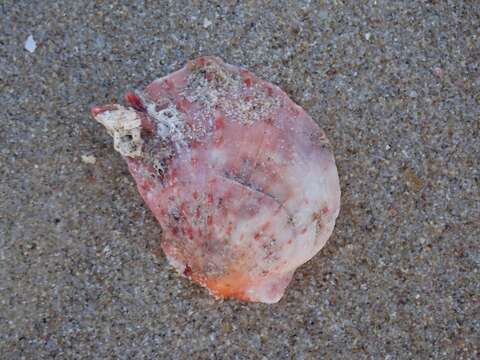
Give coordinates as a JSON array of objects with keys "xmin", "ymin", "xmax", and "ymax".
[
  {"xmin": 145, "ymin": 103, "xmax": 188, "ymax": 150},
  {"xmin": 96, "ymin": 106, "xmax": 143, "ymax": 158}
]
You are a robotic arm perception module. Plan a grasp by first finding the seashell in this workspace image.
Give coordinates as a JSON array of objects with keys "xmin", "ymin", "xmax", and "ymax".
[{"xmin": 91, "ymin": 56, "xmax": 340, "ymax": 303}]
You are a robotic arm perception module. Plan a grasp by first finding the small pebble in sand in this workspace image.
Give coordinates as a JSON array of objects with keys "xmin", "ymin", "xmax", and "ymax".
[
  {"xmin": 81, "ymin": 154, "xmax": 97, "ymax": 164},
  {"xmin": 433, "ymin": 67, "xmax": 444, "ymax": 78},
  {"xmin": 25, "ymin": 35, "xmax": 36, "ymax": 53},
  {"xmin": 203, "ymin": 18, "xmax": 212, "ymax": 28}
]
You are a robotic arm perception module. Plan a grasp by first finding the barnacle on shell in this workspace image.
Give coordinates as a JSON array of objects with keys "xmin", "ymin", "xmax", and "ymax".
[{"xmin": 91, "ymin": 56, "xmax": 340, "ymax": 303}]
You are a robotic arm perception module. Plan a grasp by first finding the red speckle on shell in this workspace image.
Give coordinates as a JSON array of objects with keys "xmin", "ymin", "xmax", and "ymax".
[{"xmin": 125, "ymin": 91, "xmax": 146, "ymax": 112}]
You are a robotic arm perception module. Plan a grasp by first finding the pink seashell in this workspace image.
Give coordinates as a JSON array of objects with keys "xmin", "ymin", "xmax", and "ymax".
[{"xmin": 91, "ymin": 56, "xmax": 340, "ymax": 303}]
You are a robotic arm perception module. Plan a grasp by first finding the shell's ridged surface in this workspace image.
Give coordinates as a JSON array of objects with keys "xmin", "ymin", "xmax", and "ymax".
[{"xmin": 92, "ymin": 56, "xmax": 340, "ymax": 303}]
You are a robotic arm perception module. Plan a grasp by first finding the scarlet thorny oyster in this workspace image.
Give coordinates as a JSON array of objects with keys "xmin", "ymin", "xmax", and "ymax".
[{"xmin": 91, "ymin": 56, "xmax": 340, "ymax": 303}]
